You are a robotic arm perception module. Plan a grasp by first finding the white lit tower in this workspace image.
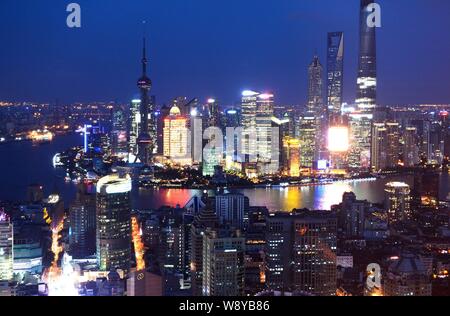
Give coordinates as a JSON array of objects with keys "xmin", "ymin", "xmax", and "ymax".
[{"xmin": 349, "ymin": 0, "xmax": 378, "ymax": 170}]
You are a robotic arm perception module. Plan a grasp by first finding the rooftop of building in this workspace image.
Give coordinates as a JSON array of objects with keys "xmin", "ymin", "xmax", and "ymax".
[{"xmin": 388, "ymin": 253, "xmax": 427, "ymax": 275}]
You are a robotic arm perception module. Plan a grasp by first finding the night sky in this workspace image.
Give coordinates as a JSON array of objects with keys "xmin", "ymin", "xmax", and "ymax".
[{"xmin": 0, "ymin": 0, "xmax": 449, "ymax": 106}]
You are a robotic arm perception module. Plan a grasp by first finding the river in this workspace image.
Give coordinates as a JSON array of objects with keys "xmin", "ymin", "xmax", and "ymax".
[{"xmin": 0, "ymin": 134, "xmax": 448, "ymax": 211}]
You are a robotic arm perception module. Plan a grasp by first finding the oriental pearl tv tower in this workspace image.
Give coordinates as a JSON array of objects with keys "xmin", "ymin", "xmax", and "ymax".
[{"xmin": 136, "ymin": 36, "xmax": 155, "ymax": 166}]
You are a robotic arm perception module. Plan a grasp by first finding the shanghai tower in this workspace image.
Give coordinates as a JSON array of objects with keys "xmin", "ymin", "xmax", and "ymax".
[
  {"xmin": 349, "ymin": 0, "xmax": 377, "ymax": 170},
  {"xmin": 356, "ymin": 0, "xmax": 377, "ymax": 113},
  {"xmin": 136, "ymin": 38, "xmax": 154, "ymax": 165}
]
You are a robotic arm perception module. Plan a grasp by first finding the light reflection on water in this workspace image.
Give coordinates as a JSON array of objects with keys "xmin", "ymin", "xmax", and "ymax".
[
  {"xmin": 135, "ymin": 177, "xmax": 417, "ymax": 212},
  {"xmin": 1, "ymin": 133, "xmax": 448, "ymax": 212}
]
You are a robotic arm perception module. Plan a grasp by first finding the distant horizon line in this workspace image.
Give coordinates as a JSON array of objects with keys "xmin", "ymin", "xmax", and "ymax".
[{"xmin": 1, "ymin": 100, "xmax": 450, "ymax": 109}]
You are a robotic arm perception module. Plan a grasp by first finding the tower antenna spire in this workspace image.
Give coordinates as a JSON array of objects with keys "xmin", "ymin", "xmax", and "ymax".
[{"xmin": 142, "ymin": 20, "xmax": 148, "ymax": 76}]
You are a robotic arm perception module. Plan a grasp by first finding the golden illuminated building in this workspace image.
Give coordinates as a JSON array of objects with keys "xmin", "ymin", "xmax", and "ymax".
[
  {"xmin": 298, "ymin": 115, "xmax": 316, "ymax": 169},
  {"xmin": 28, "ymin": 130, "xmax": 54, "ymax": 142},
  {"xmin": 328, "ymin": 126, "xmax": 349, "ymax": 170},
  {"xmin": 163, "ymin": 105, "xmax": 192, "ymax": 166},
  {"xmin": 283, "ymin": 137, "xmax": 301, "ymax": 177},
  {"xmin": 131, "ymin": 216, "xmax": 145, "ymax": 271},
  {"xmin": 384, "ymin": 182, "xmax": 411, "ymax": 224}
]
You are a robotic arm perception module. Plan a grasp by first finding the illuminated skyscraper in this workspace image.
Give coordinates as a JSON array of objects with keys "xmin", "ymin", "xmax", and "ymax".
[
  {"xmin": 307, "ymin": 55, "xmax": 326, "ymax": 160},
  {"xmin": 0, "ymin": 211, "xmax": 13, "ymax": 281},
  {"xmin": 69, "ymin": 184, "xmax": 96, "ymax": 259},
  {"xmin": 136, "ymin": 38, "xmax": 155, "ymax": 165},
  {"xmin": 350, "ymin": 1, "xmax": 378, "ymax": 170},
  {"xmin": 190, "ymin": 111, "xmax": 203, "ymax": 166},
  {"xmin": 384, "ymin": 182, "xmax": 411, "ymax": 224},
  {"xmin": 327, "ymin": 125, "xmax": 349, "ymax": 170},
  {"xmin": 403, "ymin": 127, "xmax": 419, "ymax": 167},
  {"xmin": 111, "ymin": 104, "xmax": 128, "ymax": 157},
  {"xmin": 308, "ymin": 55, "xmax": 324, "ymax": 117},
  {"xmin": 327, "ymin": 32, "xmax": 344, "ymax": 121},
  {"xmin": 163, "ymin": 105, "xmax": 191, "ymax": 166},
  {"xmin": 410, "ymin": 119, "xmax": 431, "ymax": 162},
  {"xmin": 371, "ymin": 122, "xmax": 400, "ymax": 171},
  {"xmin": 202, "ymin": 147, "xmax": 221, "ymax": 177},
  {"xmin": 356, "ymin": 0, "xmax": 377, "ymax": 113},
  {"xmin": 256, "ymin": 93, "xmax": 274, "ymax": 164},
  {"xmin": 224, "ymin": 108, "xmax": 240, "ymax": 128},
  {"xmin": 272, "ymin": 117, "xmax": 291, "ymax": 173},
  {"xmin": 371, "ymin": 122, "xmax": 387, "ymax": 171},
  {"xmin": 298, "ymin": 115, "xmax": 316, "ymax": 169},
  {"xmin": 348, "ymin": 113, "xmax": 372, "ymax": 170},
  {"xmin": 207, "ymin": 98, "xmax": 220, "ymax": 128},
  {"xmin": 96, "ymin": 174, "xmax": 132, "ymax": 272},
  {"xmin": 282, "ymin": 137, "xmax": 301, "ymax": 177},
  {"xmin": 385, "ymin": 122, "xmax": 400, "ymax": 167},
  {"xmin": 215, "ymin": 193, "xmax": 250, "ymax": 229},
  {"xmin": 265, "ymin": 211, "xmax": 337, "ymax": 296},
  {"xmin": 439, "ymin": 111, "xmax": 450, "ymax": 168},
  {"xmin": 190, "ymin": 202, "xmax": 218, "ymax": 296},
  {"xmin": 202, "ymin": 229, "xmax": 245, "ymax": 296},
  {"xmin": 336, "ymin": 192, "xmax": 370, "ymax": 238},
  {"xmin": 202, "ymin": 103, "xmax": 223, "ymax": 176},
  {"xmin": 128, "ymin": 99, "xmax": 141, "ymax": 157},
  {"xmin": 241, "ymin": 90, "xmax": 259, "ymax": 162}
]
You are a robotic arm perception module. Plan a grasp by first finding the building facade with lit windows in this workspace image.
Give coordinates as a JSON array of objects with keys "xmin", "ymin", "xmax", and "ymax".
[
  {"xmin": 308, "ymin": 55, "xmax": 327, "ymax": 161},
  {"xmin": 202, "ymin": 147, "xmax": 221, "ymax": 177},
  {"xmin": 371, "ymin": 122, "xmax": 387, "ymax": 171},
  {"xmin": 327, "ymin": 32, "xmax": 345, "ymax": 121},
  {"xmin": 256, "ymin": 93, "xmax": 274, "ymax": 164},
  {"xmin": 215, "ymin": 193, "xmax": 250, "ymax": 230},
  {"xmin": 190, "ymin": 203, "xmax": 219, "ymax": 296},
  {"xmin": 111, "ymin": 104, "xmax": 128, "ymax": 157},
  {"xmin": 385, "ymin": 122, "xmax": 401, "ymax": 168},
  {"xmin": 69, "ymin": 184, "xmax": 96, "ymax": 259},
  {"xmin": 403, "ymin": 126, "xmax": 420, "ymax": 167},
  {"xmin": 163, "ymin": 105, "xmax": 192, "ymax": 166},
  {"xmin": 350, "ymin": 0, "xmax": 378, "ymax": 170},
  {"xmin": 206, "ymin": 98, "xmax": 220, "ymax": 128},
  {"xmin": 282, "ymin": 137, "xmax": 301, "ymax": 177},
  {"xmin": 96, "ymin": 174, "xmax": 132, "ymax": 272},
  {"xmin": 0, "ymin": 211, "xmax": 13, "ymax": 281},
  {"xmin": 298, "ymin": 115, "xmax": 316, "ymax": 169},
  {"xmin": 128, "ymin": 99, "xmax": 141, "ymax": 157},
  {"xmin": 356, "ymin": 0, "xmax": 377, "ymax": 113},
  {"xmin": 265, "ymin": 211, "xmax": 337, "ymax": 296},
  {"xmin": 384, "ymin": 253, "xmax": 432, "ymax": 296},
  {"xmin": 384, "ymin": 182, "xmax": 412, "ymax": 224},
  {"xmin": 202, "ymin": 229, "xmax": 245, "ymax": 296},
  {"xmin": 241, "ymin": 90, "xmax": 259, "ymax": 162},
  {"xmin": 348, "ymin": 112, "xmax": 373, "ymax": 170},
  {"xmin": 328, "ymin": 125, "xmax": 349, "ymax": 170}
]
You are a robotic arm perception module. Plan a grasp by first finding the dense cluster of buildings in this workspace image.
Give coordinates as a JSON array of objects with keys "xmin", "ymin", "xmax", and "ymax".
[
  {"xmin": 0, "ymin": 0, "xmax": 449, "ymax": 297},
  {"xmin": 107, "ymin": 0, "xmax": 448, "ymax": 178},
  {"xmin": 1, "ymin": 165, "xmax": 448, "ymax": 296}
]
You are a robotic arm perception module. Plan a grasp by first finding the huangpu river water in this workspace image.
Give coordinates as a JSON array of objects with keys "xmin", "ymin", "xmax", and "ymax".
[{"xmin": 0, "ymin": 134, "xmax": 448, "ymax": 211}]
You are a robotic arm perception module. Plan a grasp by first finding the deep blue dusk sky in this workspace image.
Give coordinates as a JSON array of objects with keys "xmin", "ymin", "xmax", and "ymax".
[{"xmin": 0, "ymin": 0, "xmax": 449, "ymax": 106}]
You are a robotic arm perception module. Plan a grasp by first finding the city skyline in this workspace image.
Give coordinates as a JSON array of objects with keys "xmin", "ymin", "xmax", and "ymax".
[
  {"xmin": 1, "ymin": 0, "xmax": 450, "ymax": 106},
  {"xmin": 1, "ymin": 0, "xmax": 450, "ymax": 299}
]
